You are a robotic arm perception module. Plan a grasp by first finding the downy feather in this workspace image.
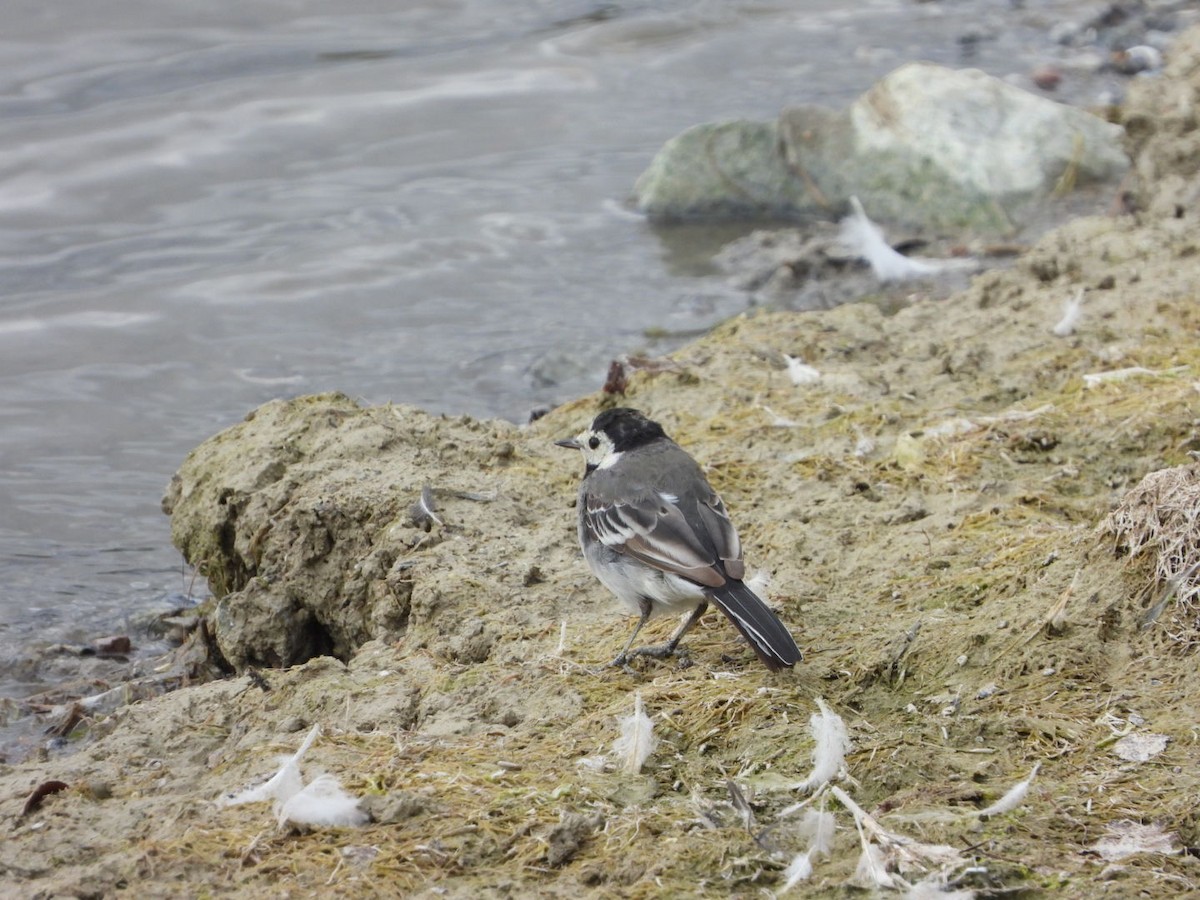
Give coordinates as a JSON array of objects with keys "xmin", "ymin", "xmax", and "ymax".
[
  {"xmin": 277, "ymin": 773, "xmax": 368, "ymax": 828},
  {"xmin": 220, "ymin": 723, "xmax": 321, "ymax": 807},
  {"xmin": 793, "ymin": 698, "xmax": 850, "ymax": 792},
  {"xmin": 978, "ymin": 761, "xmax": 1040, "ymax": 819},
  {"xmin": 612, "ymin": 691, "xmax": 656, "ymax": 774},
  {"xmin": 840, "ymin": 197, "xmax": 973, "ymax": 282}
]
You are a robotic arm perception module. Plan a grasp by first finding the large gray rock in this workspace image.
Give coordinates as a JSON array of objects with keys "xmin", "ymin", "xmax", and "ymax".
[
  {"xmin": 631, "ymin": 117, "xmax": 829, "ymax": 223},
  {"xmin": 634, "ymin": 62, "xmax": 1129, "ymax": 233}
]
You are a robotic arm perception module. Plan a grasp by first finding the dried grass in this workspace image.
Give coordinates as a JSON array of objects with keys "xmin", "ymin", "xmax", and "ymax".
[{"xmin": 1101, "ymin": 464, "xmax": 1200, "ymax": 651}]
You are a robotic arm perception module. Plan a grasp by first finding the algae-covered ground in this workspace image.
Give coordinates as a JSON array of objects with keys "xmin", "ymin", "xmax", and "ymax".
[{"xmin": 4, "ymin": 28, "xmax": 1200, "ymax": 900}]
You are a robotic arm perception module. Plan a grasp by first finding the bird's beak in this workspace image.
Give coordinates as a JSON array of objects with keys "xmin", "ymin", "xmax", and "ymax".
[{"xmin": 555, "ymin": 436, "xmax": 582, "ymax": 450}]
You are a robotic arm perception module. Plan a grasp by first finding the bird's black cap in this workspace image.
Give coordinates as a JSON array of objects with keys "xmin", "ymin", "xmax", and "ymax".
[{"xmin": 591, "ymin": 408, "xmax": 667, "ymax": 452}]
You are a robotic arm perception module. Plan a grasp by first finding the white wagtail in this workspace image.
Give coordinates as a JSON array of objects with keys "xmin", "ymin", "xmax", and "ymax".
[{"xmin": 556, "ymin": 407, "xmax": 802, "ymax": 670}]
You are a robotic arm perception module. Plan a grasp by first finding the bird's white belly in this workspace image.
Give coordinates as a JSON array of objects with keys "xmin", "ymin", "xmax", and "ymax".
[{"xmin": 587, "ymin": 551, "xmax": 707, "ymax": 617}]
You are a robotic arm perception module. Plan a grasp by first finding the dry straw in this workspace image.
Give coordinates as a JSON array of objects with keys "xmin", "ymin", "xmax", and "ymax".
[{"xmin": 1101, "ymin": 463, "xmax": 1200, "ymax": 650}]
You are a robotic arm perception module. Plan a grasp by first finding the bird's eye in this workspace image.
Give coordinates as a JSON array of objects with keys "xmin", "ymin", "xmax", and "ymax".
[{"xmin": 588, "ymin": 436, "xmax": 600, "ymax": 450}]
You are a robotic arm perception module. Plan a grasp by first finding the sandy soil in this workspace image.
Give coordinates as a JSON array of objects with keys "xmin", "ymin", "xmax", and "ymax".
[{"xmin": 4, "ymin": 26, "xmax": 1200, "ymax": 900}]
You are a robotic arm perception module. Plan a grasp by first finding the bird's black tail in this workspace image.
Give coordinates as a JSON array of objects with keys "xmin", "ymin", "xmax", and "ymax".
[{"xmin": 708, "ymin": 580, "xmax": 802, "ymax": 671}]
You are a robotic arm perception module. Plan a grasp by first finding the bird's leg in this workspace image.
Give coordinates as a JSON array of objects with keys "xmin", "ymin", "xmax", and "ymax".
[
  {"xmin": 663, "ymin": 601, "xmax": 708, "ymax": 654},
  {"xmin": 626, "ymin": 602, "xmax": 708, "ymax": 662},
  {"xmin": 609, "ymin": 600, "xmax": 653, "ymax": 669}
]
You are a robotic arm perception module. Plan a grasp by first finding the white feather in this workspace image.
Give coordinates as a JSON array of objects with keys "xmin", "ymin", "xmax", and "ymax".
[
  {"xmin": 853, "ymin": 427, "xmax": 876, "ymax": 458},
  {"xmin": 797, "ymin": 807, "xmax": 837, "ymax": 858},
  {"xmin": 832, "ymin": 785, "xmax": 962, "ymax": 870},
  {"xmin": 277, "ymin": 773, "xmax": 368, "ymax": 828},
  {"xmin": 416, "ymin": 485, "xmax": 443, "ymax": 526},
  {"xmin": 1082, "ymin": 365, "xmax": 1187, "ymax": 388},
  {"xmin": 780, "ymin": 850, "xmax": 814, "ymax": 892},
  {"xmin": 612, "ymin": 691, "xmax": 656, "ymax": 774},
  {"xmin": 759, "ymin": 404, "xmax": 799, "ymax": 427},
  {"xmin": 745, "ymin": 569, "xmax": 772, "ymax": 598},
  {"xmin": 839, "ymin": 197, "xmax": 943, "ymax": 282},
  {"xmin": 839, "ymin": 197, "xmax": 977, "ymax": 282},
  {"xmin": 853, "ymin": 842, "xmax": 896, "ymax": 888},
  {"xmin": 978, "ymin": 761, "xmax": 1040, "ymax": 819},
  {"xmin": 220, "ymin": 723, "xmax": 321, "ymax": 807},
  {"xmin": 1052, "ymin": 287, "xmax": 1085, "ymax": 337},
  {"xmin": 785, "ymin": 355, "xmax": 821, "ymax": 385},
  {"xmin": 219, "ymin": 724, "xmax": 367, "ymax": 829},
  {"xmin": 575, "ymin": 755, "xmax": 609, "ymax": 773},
  {"xmin": 793, "ymin": 698, "xmax": 850, "ymax": 792}
]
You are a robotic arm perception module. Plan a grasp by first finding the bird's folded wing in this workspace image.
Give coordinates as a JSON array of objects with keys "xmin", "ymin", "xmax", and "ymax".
[
  {"xmin": 584, "ymin": 493, "xmax": 726, "ymax": 589},
  {"xmin": 694, "ymin": 494, "xmax": 743, "ymax": 580}
]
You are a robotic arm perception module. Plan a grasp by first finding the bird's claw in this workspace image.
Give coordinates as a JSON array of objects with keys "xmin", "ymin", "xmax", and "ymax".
[
  {"xmin": 602, "ymin": 653, "xmax": 640, "ymax": 676},
  {"xmin": 628, "ymin": 642, "xmax": 678, "ymax": 661}
]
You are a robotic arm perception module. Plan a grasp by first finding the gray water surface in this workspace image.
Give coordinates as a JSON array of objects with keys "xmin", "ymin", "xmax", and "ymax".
[{"xmin": 0, "ymin": 0, "xmax": 1154, "ymax": 696}]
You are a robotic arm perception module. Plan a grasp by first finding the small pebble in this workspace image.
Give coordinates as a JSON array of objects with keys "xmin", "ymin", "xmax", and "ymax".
[
  {"xmin": 1112, "ymin": 45, "xmax": 1162, "ymax": 75},
  {"xmin": 1032, "ymin": 64, "xmax": 1063, "ymax": 90},
  {"xmin": 84, "ymin": 779, "xmax": 113, "ymax": 800}
]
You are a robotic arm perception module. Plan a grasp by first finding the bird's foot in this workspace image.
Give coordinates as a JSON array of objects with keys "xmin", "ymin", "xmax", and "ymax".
[
  {"xmin": 601, "ymin": 642, "xmax": 689, "ymax": 675},
  {"xmin": 602, "ymin": 652, "xmax": 641, "ymax": 676},
  {"xmin": 618, "ymin": 642, "xmax": 688, "ymax": 669},
  {"xmin": 628, "ymin": 642, "xmax": 678, "ymax": 661}
]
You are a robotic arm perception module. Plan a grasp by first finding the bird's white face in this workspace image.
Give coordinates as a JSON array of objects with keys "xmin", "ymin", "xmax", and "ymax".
[{"xmin": 562, "ymin": 427, "xmax": 621, "ymax": 471}]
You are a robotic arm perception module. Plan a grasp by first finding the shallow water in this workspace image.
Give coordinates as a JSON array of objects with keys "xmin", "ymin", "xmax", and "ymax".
[{"xmin": 0, "ymin": 0, "xmax": 1156, "ymax": 696}]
